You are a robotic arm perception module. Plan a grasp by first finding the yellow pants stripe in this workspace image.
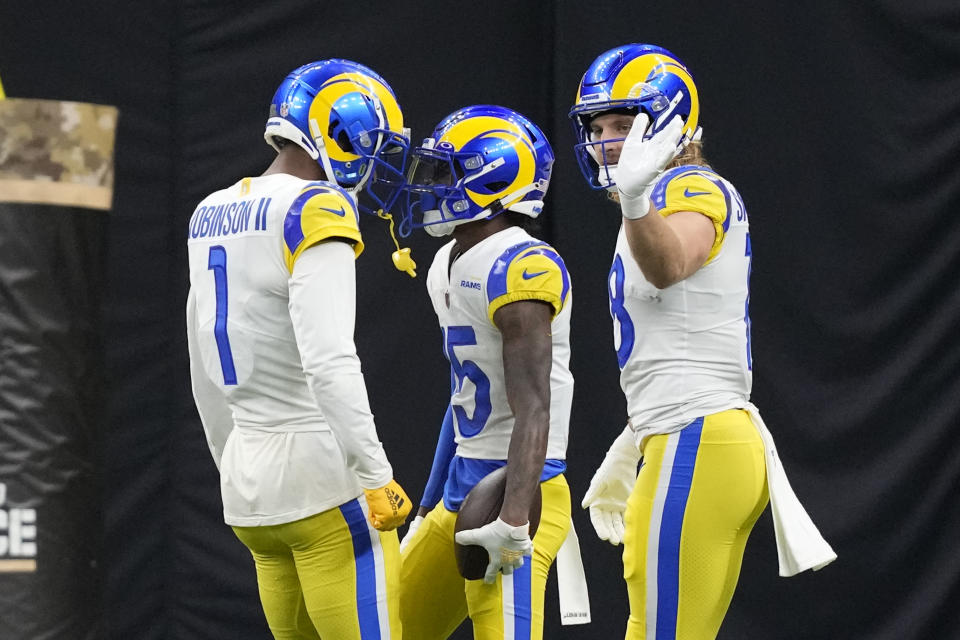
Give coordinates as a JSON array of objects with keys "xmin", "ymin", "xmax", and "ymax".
[
  {"xmin": 624, "ymin": 409, "xmax": 769, "ymax": 640},
  {"xmin": 232, "ymin": 497, "xmax": 401, "ymax": 639}
]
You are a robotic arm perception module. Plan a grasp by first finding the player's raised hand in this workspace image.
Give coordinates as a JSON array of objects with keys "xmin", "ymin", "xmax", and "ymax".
[
  {"xmin": 454, "ymin": 518, "xmax": 533, "ymax": 584},
  {"xmin": 363, "ymin": 479, "xmax": 411, "ymax": 531},
  {"xmin": 616, "ymin": 114, "xmax": 685, "ymax": 219}
]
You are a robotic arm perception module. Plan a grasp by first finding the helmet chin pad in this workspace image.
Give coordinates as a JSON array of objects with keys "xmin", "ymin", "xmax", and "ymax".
[
  {"xmin": 423, "ymin": 209, "xmax": 459, "ymax": 237},
  {"xmin": 598, "ymin": 164, "xmax": 618, "ymax": 191},
  {"xmin": 422, "ymin": 194, "xmax": 544, "ymax": 238}
]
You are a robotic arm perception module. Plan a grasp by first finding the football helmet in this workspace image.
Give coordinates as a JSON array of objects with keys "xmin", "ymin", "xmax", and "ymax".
[
  {"xmin": 569, "ymin": 44, "xmax": 700, "ymax": 190},
  {"xmin": 264, "ymin": 58, "xmax": 409, "ymax": 209},
  {"xmin": 398, "ymin": 105, "xmax": 553, "ymax": 238}
]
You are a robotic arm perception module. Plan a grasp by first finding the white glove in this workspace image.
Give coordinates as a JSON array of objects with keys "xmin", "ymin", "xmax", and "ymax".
[
  {"xmin": 454, "ymin": 518, "xmax": 533, "ymax": 584},
  {"xmin": 399, "ymin": 514, "xmax": 424, "ymax": 553},
  {"xmin": 616, "ymin": 114, "xmax": 685, "ymax": 220},
  {"xmin": 581, "ymin": 425, "xmax": 641, "ymax": 545}
]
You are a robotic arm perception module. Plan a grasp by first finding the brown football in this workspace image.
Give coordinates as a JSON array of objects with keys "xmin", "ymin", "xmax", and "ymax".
[{"xmin": 453, "ymin": 466, "xmax": 542, "ymax": 580}]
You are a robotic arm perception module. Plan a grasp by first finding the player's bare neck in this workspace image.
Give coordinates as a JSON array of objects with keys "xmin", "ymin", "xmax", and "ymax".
[
  {"xmin": 451, "ymin": 216, "xmax": 511, "ymax": 257},
  {"xmin": 262, "ymin": 146, "xmax": 326, "ymax": 181}
]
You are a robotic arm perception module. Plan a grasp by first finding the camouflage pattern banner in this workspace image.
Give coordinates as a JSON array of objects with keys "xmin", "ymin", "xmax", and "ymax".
[{"xmin": 0, "ymin": 98, "xmax": 117, "ymax": 209}]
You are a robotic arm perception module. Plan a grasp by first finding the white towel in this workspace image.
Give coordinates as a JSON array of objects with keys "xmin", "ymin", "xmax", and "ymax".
[
  {"xmin": 742, "ymin": 402, "xmax": 837, "ymax": 577},
  {"xmin": 555, "ymin": 517, "xmax": 591, "ymax": 625}
]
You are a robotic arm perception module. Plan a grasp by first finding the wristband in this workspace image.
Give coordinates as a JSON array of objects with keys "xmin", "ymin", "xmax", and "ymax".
[{"xmin": 618, "ymin": 185, "xmax": 653, "ymax": 220}]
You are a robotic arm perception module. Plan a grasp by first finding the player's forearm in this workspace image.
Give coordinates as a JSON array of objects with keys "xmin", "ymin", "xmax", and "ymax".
[
  {"xmin": 496, "ymin": 301, "xmax": 553, "ymax": 527},
  {"xmin": 623, "ymin": 214, "xmax": 687, "ymax": 288},
  {"xmin": 501, "ymin": 408, "xmax": 549, "ymax": 526},
  {"xmin": 304, "ymin": 357, "xmax": 393, "ymax": 488}
]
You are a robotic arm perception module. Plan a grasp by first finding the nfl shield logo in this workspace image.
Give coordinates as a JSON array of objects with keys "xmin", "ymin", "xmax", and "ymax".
[{"xmin": 280, "ymin": 102, "xmax": 290, "ymax": 117}]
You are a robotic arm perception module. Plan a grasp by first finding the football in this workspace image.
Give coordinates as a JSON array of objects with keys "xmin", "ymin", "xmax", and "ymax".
[{"xmin": 454, "ymin": 466, "xmax": 542, "ymax": 580}]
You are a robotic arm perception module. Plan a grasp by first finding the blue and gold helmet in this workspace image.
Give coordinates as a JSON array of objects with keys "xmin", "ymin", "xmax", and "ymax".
[
  {"xmin": 569, "ymin": 44, "xmax": 700, "ymax": 189},
  {"xmin": 398, "ymin": 105, "xmax": 553, "ymax": 238},
  {"xmin": 264, "ymin": 59, "xmax": 409, "ymax": 203}
]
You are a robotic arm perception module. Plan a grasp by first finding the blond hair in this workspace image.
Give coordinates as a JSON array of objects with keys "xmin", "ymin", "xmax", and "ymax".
[{"xmin": 668, "ymin": 139, "xmax": 709, "ymax": 170}]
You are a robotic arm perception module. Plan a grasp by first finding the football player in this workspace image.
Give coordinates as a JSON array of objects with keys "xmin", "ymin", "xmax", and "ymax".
[
  {"xmin": 186, "ymin": 59, "xmax": 412, "ymax": 639},
  {"xmin": 395, "ymin": 105, "xmax": 576, "ymax": 640},
  {"xmin": 571, "ymin": 44, "xmax": 836, "ymax": 639}
]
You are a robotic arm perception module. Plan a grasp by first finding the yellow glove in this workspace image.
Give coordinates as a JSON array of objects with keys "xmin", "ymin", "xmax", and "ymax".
[{"xmin": 363, "ymin": 479, "xmax": 412, "ymax": 531}]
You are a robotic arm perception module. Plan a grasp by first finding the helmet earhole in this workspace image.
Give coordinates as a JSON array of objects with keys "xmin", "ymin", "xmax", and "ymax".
[{"xmin": 327, "ymin": 119, "xmax": 354, "ymax": 153}]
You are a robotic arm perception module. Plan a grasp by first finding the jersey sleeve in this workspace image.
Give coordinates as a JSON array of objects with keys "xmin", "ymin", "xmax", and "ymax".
[
  {"xmin": 486, "ymin": 241, "xmax": 571, "ymax": 324},
  {"xmin": 652, "ymin": 166, "xmax": 732, "ymax": 263},
  {"xmin": 282, "ymin": 182, "xmax": 365, "ymax": 273},
  {"xmin": 419, "ymin": 403, "xmax": 456, "ymax": 509},
  {"xmin": 288, "ymin": 241, "xmax": 393, "ymax": 489}
]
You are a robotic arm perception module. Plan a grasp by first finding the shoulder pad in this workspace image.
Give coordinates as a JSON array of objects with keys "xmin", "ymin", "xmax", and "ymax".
[
  {"xmin": 282, "ymin": 182, "xmax": 363, "ymax": 273},
  {"xmin": 487, "ymin": 240, "xmax": 570, "ymax": 323}
]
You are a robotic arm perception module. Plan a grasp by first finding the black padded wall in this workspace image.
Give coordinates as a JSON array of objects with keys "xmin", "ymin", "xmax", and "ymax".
[{"xmin": 0, "ymin": 1, "xmax": 957, "ymax": 638}]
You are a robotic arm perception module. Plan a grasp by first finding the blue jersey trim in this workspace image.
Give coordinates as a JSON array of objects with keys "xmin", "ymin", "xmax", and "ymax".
[
  {"xmin": 442, "ymin": 457, "xmax": 566, "ymax": 512},
  {"xmin": 651, "ymin": 165, "xmax": 703, "ymax": 209},
  {"xmin": 487, "ymin": 240, "xmax": 544, "ymax": 302}
]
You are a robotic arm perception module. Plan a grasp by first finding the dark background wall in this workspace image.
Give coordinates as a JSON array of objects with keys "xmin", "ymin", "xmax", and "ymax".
[{"xmin": 0, "ymin": 1, "xmax": 958, "ymax": 638}]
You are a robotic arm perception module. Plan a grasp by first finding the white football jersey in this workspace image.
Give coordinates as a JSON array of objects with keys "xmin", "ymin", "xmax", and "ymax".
[
  {"xmin": 612, "ymin": 165, "xmax": 753, "ymax": 441},
  {"xmin": 426, "ymin": 225, "xmax": 574, "ymax": 461},
  {"xmin": 186, "ymin": 173, "xmax": 392, "ymax": 526}
]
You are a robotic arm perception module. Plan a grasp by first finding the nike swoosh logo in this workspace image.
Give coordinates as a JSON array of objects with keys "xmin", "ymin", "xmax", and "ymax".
[
  {"xmin": 683, "ymin": 188, "xmax": 712, "ymax": 197},
  {"xmin": 318, "ymin": 205, "xmax": 347, "ymax": 217},
  {"xmin": 522, "ymin": 269, "xmax": 549, "ymax": 280}
]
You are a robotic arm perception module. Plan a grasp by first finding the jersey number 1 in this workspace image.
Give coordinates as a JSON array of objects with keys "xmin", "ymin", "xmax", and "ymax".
[{"xmin": 208, "ymin": 246, "xmax": 237, "ymax": 385}]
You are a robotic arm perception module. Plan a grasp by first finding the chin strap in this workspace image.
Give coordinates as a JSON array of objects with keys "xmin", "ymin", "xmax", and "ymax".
[
  {"xmin": 501, "ymin": 179, "xmax": 548, "ymax": 217},
  {"xmin": 376, "ymin": 209, "xmax": 417, "ymax": 277},
  {"xmin": 308, "ymin": 118, "xmax": 339, "ymax": 185}
]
